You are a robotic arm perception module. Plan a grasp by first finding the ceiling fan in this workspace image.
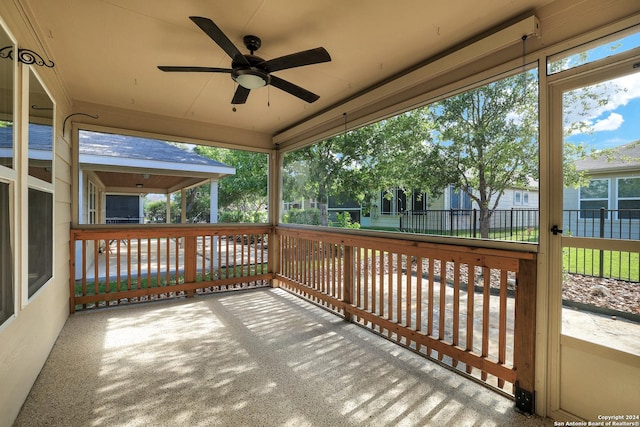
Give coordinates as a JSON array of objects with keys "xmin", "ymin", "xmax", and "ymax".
[{"xmin": 158, "ymin": 16, "xmax": 331, "ymax": 105}]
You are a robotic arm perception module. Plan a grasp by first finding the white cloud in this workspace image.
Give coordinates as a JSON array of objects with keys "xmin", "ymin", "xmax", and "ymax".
[
  {"xmin": 563, "ymin": 73, "xmax": 640, "ymax": 134},
  {"xmin": 592, "ymin": 112, "xmax": 624, "ymax": 131}
]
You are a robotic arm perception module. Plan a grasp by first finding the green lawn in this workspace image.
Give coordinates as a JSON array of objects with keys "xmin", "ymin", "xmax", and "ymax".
[
  {"xmin": 563, "ymin": 248, "xmax": 639, "ymax": 282},
  {"xmin": 76, "ymin": 263, "xmax": 268, "ymax": 296}
]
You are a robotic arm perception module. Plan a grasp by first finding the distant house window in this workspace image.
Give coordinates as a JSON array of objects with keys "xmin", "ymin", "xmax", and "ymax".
[
  {"xmin": 514, "ymin": 191, "xmax": 530, "ymax": 206},
  {"xmin": 411, "ymin": 191, "xmax": 428, "ymax": 211},
  {"xmin": 579, "ymin": 178, "xmax": 609, "ymax": 219},
  {"xmin": 381, "ymin": 188, "xmax": 407, "ymax": 214},
  {"xmin": 450, "ymin": 186, "xmax": 472, "ymax": 211},
  {"xmin": 617, "ymin": 177, "xmax": 640, "ymax": 220}
]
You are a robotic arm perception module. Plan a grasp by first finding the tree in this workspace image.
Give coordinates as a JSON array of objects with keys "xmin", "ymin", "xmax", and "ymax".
[
  {"xmin": 283, "ymin": 125, "xmax": 379, "ymax": 226},
  {"xmin": 192, "ymin": 146, "xmax": 268, "ymax": 222},
  {"xmin": 425, "ymin": 71, "xmax": 539, "ymax": 238}
]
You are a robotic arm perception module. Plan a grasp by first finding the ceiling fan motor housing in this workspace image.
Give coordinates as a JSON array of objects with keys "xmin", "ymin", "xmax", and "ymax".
[{"xmin": 232, "ymin": 54, "xmax": 271, "ymax": 88}]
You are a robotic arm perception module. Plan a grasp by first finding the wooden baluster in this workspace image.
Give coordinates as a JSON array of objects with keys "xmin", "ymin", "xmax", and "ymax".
[
  {"xmin": 343, "ymin": 245, "xmax": 353, "ymax": 321},
  {"xmin": 127, "ymin": 238, "xmax": 132, "ymax": 291},
  {"xmin": 498, "ymin": 269, "xmax": 508, "ymax": 389},
  {"xmin": 452, "ymin": 261, "xmax": 460, "ymax": 367},
  {"xmin": 81, "ymin": 239, "xmax": 87, "ymax": 309},
  {"xmin": 481, "ymin": 266, "xmax": 491, "ymax": 381},
  {"xmin": 438, "ymin": 259, "xmax": 446, "ymax": 360},
  {"xmin": 184, "ymin": 235, "xmax": 196, "ymax": 297},
  {"xmin": 166, "ymin": 236, "xmax": 171, "ymax": 287},
  {"xmin": 397, "ymin": 252, "xmax": 402, "ymax": 326},
  {"xmin": 105, "ymin": 239, "xmax": 110, "ymax": 306},
  {"xmin": 378, "ymin": 250, "xmax": 384, "ymax": 323},
  {"xmin": 116, "ymin": 239, "xmax": 121, "ymax": 296},
  {"xmin": 427, "ymin": 258, "xmax": 434, "ymax": 356},
  {"xmin": 416, "ymin": 256, "xmax": 423, "ymax": 351},
  {"xmin": 466, "ymin": 265, "xmax": 476, "ymax": 374},
  {"xmin": 147, "ymin": 238, "xmax": 151, "ymax": 297},
  {"xmin": 406, "ymin": 256, "xmax": 412, "ymax": 330},
  {"xmin": 364, "ymin": 248, "xmax": 369, "ymax": 319},
  {"xmin": 356, "ymin": 246, "xmax": 361, "ymax": 322}
]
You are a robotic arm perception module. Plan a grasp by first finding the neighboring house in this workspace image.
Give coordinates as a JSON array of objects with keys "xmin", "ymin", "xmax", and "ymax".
[
  {"xmin": 284, "ymin": 183, "xmax": 539, "ymax": 230},
  {"xmin": 368, "ymin": 184, "xmax": 539, "ymax": 230},
  {"xmin": 78, "ymin": 129, "xmax": 236, "ymax": 226},
  {"xmin": 563, "ymin": 141, "xmax": 640, "ymax": 238}
]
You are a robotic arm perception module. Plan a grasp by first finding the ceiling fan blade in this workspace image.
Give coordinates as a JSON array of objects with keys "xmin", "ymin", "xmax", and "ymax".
[
  {"xmin": 270, "ymin": 75, "xmax": 320, "ymax": 103},
  {"xmin": 232, "ymin": 86, "xmax": 250, "ymax": 104},
  {"xmin": 158, "ymin": 66, "xmax": 232, "ymax": 73},
  {"xmin": 189, "ymin": 16, "xmax": 250, "ymax": 65},
  {"xmin": 261, "ymin": 47, "xmax": 331, "ymax": 73}
]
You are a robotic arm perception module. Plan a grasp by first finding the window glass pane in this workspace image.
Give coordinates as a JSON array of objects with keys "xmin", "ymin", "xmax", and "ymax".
[
  {"xmin": 579, "ymin": 200, "xmax": 609, "ymax": 219},
  {"xmin": 282, "ymin": 67, "xmax": 539, "ymax": 241},
  {"xmin": 580, "ymin": 179, "xmax": 608, "ymax": 199},
  {"xmin": 0, "ymin": 27, "xmax": 14, "ymax": 170},
  {"xmin": 548, "ymin": 25, "xmax": 640, "ymax": 75},
  {"xmin": 618, "ymin": 177, "xmax": 640, "ymax": 198},
  {"xmin": 28, "ymin": 71, "xmax": 53, "ymax": 183},
  {"xmin": 28, "ymin": 188, "xmax": 52, "ymax": 297},
  {"xmin": 618, "ymin": 200, "xmax": 640, "ymax": 219},
  {"xmin": 0, "ymin": 181, "xmax": 13, "ymax": 324}
]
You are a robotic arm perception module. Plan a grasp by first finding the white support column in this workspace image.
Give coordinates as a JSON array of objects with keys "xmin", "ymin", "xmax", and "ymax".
[
  {"xmin": 181, "ymin": 188, "xmax": 186, "ymax": 224},
  {"xmin": 165, "ymin": 193, "xmax": 171, "ymax": 224},
  {"xmin": 209, "ymin": 180, "xmax": 218, "ymax": 224},
  {"xmin": 210, "ymin": 180, "xmax": 218, "ymax": 269},
  {"xmin": 138, "ymin": 195, "xmax": 144, "ymax": 224}
]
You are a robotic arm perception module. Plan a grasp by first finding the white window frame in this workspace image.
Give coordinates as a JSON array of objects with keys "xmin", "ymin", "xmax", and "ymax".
[
  {"xmin": 0, "ymin": 20, "xmax": 17, "ymax": 329},
  {"xmin": 21, "ymin": 66, "xmax": 55, "ymax": 305}
]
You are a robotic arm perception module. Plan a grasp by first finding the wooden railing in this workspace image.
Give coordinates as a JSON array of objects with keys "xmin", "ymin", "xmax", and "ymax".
[
  {"xmin": 276, "ymin": 226, "xmax": 537, "ymax": 408},
  {"xmin": 69, "ymin": 225, "xmax": 271, "ymax": 312}
]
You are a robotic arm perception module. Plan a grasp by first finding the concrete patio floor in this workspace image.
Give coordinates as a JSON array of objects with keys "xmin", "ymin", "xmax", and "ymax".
[{"xmin": 14, "ymin": 288, "xmax": 550, "ymax": 427}]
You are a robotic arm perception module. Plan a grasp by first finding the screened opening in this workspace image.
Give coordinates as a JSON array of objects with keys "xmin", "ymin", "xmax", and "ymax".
[
  {"xmin": 282, "ymin": 66, "xmax": 540, "ymax": 242},
  {"xmin": 548, "ymin": 24, "xmax": 640, "ymax": 75},
  {"xmin": 78, "ymin": 130, "xmax": 268, "ymax": 225}
]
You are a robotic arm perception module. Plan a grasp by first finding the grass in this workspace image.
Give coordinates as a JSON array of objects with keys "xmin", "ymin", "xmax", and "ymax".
[
  {"xmin": 563, "ymin": 248, "xmax": 639, "ymax": 282},
  {"xmin": 76, "ymin": 263, "xmax": 268, "ymax": 296}
]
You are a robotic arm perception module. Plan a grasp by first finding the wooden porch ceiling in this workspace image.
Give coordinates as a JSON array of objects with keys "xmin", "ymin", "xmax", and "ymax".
[{"xmin": 93, "ymin": 171, "xmax": 209, "ymax": 194}]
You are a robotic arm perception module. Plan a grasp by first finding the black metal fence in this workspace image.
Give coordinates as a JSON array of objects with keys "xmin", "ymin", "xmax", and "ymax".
[
  {"xmin": 400, "ymin": 209, "xmax": 539, "ymax": 241},
  {"xmin": 400, "ymin": 208, "xmax": 639, "ymax": 281}
]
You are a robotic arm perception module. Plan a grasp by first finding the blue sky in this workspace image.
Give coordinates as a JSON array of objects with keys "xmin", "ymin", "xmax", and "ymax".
[{"xmin": 563, "ymin": 31, "xmax": 640, "ymax": 151}]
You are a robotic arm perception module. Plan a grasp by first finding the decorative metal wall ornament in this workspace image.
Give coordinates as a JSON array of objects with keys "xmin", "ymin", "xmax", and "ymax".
[{"xmin": 0, "ymin": 46, "xmax": 55, "ymax": 68}]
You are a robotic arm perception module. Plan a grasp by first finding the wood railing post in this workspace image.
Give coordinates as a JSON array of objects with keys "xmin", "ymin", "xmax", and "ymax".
[
  {"xmin": 343, "ymin": 245, "xmax": 353, "ymax": 321},
  {"xmin": 184, "ymin": 235, "xmax": 197, "ymax": 297},
  {"xmin": 514, "ymin": 257, "xmax": 537, "ymax": 414},
  {"xmin": 69, "ymin": 230, "xmax": 76, "ymax": 314}
]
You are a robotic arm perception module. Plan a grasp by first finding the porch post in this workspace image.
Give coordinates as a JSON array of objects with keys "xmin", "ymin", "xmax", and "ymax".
[
  {"xmin": 165, "ymin": 193, "xmax": 171, "ymax": 224},
  {"xmin": 514, "ymin": 257, "xmax": 537, "ymax": 414},
  {"xmin": 181, "ymin": 188, "xmax": 186, "ymax": 223},
  {"xmin": 269, "ymin": 148, "xmax": 281, "ymax": 287},
  {"xmin": 210, "ymin": 180, "xmax": 218, "ymax": 269}
]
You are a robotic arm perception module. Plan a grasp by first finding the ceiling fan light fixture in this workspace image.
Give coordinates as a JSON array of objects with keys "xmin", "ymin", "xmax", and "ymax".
[{"xmin": 233, "ymin": 68, "xmax": 269, "ymax": 89}]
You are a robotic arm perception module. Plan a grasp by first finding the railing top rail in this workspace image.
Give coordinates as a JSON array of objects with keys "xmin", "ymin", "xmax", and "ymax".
[
  {"xmin": 276, "ymin": 225, "xmax": 536, "ymax": 262},
  {"xmin": 71, "ymin": 223, "xmax": 273, "ymax": 240}
]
